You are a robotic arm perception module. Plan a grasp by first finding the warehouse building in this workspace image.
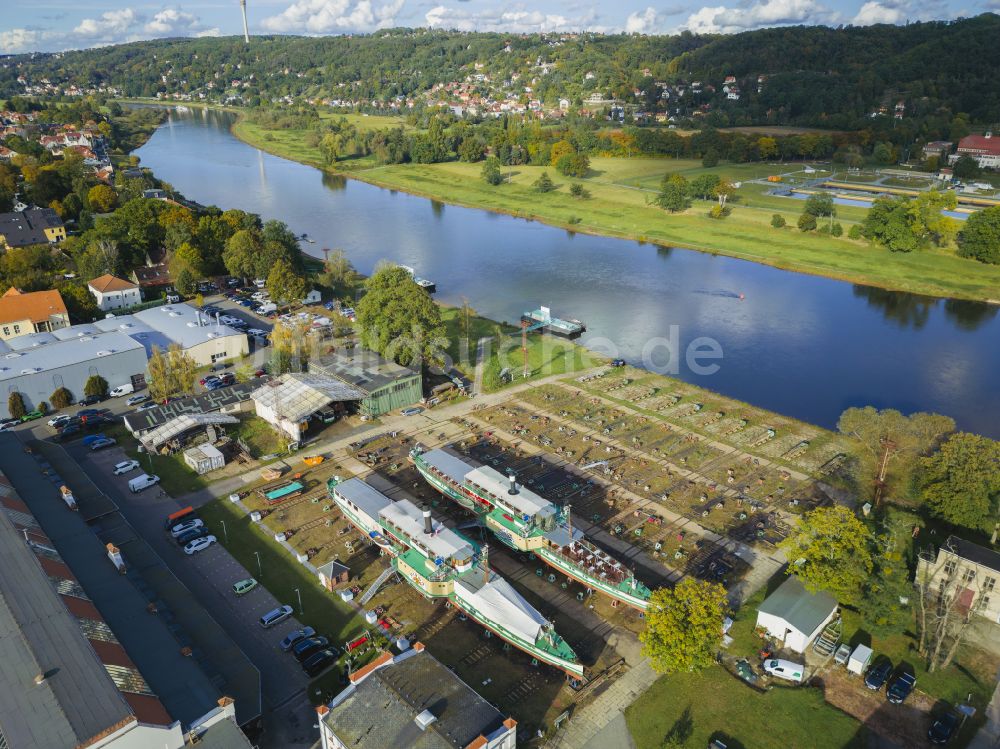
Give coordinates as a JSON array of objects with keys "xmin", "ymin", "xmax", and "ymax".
[
  {"xmin": 310, "ymin": 348, "xmax": 422, "ymax": 417},
  {"xmin": 0, "ymin": 331, "xmax": 148, "ymax": 418},
  {"xmin": 251, "ymin": 372, "xmax": 366, "ymax": 441},
  {"xmin": 0, "ymin": 303, "xmax": 248, "ymax": 417}
]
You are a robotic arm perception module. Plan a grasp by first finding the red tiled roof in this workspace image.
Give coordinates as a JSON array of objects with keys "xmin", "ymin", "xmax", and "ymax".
[
  {"xmin": 89, "ymin": 274, "xmax": 138, "ymax": 293},
  {"xmin": 0, "ymin": 287, "xmax": 68, "ymax": 325},
  {"xmin": 957, "ymin": 135, "xmax": 1000, "ymax": 156}
]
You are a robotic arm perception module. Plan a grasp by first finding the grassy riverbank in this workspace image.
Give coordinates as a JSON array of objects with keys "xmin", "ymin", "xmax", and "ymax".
[{"xmin": 230, "ymin": 116, "xmax": 1000, "ymax": 303}]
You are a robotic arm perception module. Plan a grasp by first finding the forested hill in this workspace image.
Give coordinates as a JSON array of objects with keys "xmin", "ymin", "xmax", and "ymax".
[{"xmin": 3, "ymin": 14, "xmax": 999, "ymax": 129}]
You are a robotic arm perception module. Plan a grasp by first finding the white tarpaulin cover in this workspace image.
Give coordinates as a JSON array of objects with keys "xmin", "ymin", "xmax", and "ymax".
[{"xmin": 454, "ymin": 573, "xmax": 548, "ymax": 644}]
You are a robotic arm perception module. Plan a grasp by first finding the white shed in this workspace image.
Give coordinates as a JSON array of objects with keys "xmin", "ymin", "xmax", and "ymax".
[
  {"xmin": 183, "ymin": 443, "xmax": 225, "ymax": 474},
  {"xmin": 755, "ymin": 576, "xmax": 838, "ymax": 654},
  {"xmin": 847, "ymin": 644, "xmax": 873, "ymax": 675}
]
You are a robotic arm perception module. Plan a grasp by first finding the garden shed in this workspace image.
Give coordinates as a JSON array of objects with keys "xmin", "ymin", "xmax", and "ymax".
[
  {"xmin": 183, "ymin": 443, "xmax": 225, "ymax": 474},
  {"xmin": 756, "ymin": 575, "xmax": 838, "ymax": 654}
]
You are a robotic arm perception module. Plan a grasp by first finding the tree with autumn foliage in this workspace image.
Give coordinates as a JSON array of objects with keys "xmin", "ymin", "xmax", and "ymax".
[{"xmin": 641, "ymin": 579, "xmax": 728, "ymax": 674}]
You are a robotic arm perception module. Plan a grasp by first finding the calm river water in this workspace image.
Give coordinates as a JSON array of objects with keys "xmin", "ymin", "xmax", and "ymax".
[{"xmin": 136, "ymin": 108, "xmax": 1000, "ymax": 436}]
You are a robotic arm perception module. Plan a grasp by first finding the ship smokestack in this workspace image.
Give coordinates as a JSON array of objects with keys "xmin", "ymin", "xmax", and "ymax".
[
  {"xmin": 422, "ymin": 504, "xmax": 432, "ymax": 534},
  {"xmin": 507, "ymin": 471, "xmax": 518, "ymax": 495}
]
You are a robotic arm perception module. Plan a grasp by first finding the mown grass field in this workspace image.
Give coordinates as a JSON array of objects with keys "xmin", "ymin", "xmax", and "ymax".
[{"xmin": 232, "ymin": 118, "xmax": 1000, "ymax": 302}]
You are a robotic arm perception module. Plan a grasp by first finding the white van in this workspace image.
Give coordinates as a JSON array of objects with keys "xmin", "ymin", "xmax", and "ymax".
[
  {"xmin": 763, "ymin": 658, "xmax": 805, "ymax": 683},
  {"xmin": 128, "ymin": 474, "xmax": 161, "ymax": 493},
  {"xmin": 109, "ymin": 383, "xmax": 135, "ymax": 397},
  {"xmin": 257, "ymin": 302, "xmax": 277, "ymax": 315}
]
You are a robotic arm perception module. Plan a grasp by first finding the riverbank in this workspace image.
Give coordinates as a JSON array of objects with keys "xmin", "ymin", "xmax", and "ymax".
[{"xmin": 229, "ymin": 115, "xmax": 1000, "ymax": 303}]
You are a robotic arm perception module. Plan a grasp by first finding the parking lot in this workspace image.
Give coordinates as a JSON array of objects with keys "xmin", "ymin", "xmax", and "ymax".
[{"xmin": 78, "ymin": 445, "xmax": 313, "ymax": 707}]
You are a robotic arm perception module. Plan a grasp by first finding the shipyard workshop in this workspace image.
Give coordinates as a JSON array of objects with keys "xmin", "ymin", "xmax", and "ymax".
[{"xmin": 251, "ymin": 350, "xmax": 422, "ymax": 441}]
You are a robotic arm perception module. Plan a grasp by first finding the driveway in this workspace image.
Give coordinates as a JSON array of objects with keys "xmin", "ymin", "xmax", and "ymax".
[{"xmin": 75, "ymin": 445, "xmax": 310, "ymax": 708}]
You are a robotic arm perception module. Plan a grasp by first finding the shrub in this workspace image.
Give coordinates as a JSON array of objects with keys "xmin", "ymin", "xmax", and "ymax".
[
  {"xmin": 701, "ymin": 149, "xmax": 719, "ymax": 168},
  {"xmin": 84, "ymin": 375, "xmax": 109, "ymax": 397},
  {"xmin": 798, "ymin": 213, "xmax": 818, "ymax": 232},
  {"xmin": 533, "ymin": 172, "xmax": 556, "ymax": 193},
  {"xmin": 555, "ymin": 153, "xmax": 590, "ymax": 178},
  {"xmin": 771, "ymin": 214, "xmax": 786, "ymax": 228},
  {"xmin": 708, "ymin": 205, "xmax": 731, "ymax": 219},
  {"xmin": 38, "ymin": 401, "xmax": 49, "ymax": 415},
  {"xmin": 848, "ymin": 224, "xmax": 863, "ymax": 240},
  {"xmin": 50, "ymin": 387, "xmax": 73, "ymax": 409},
  {"xmin": 831, "ymin": 222, "xmax": 843, "ymax": 237},
  {"xmin": 7, "ymin": 392, "xmax": 25, "ymax": 420},
  {"xmin": 567, "ymin": 216, "xmax": 582, "ymax": 225},
  {"xmin": 569, "ymin": 183, "xmax": 591, "ymax": 200}
]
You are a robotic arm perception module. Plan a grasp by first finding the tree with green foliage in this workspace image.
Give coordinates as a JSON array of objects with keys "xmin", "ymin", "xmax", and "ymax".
[
  {"xmin": 797, "ymin": 212, "xmax": 817, "ymax": 231},
  {"xmin": 957, "ymin": 206, "xmax": 1000, "ymax": 264},
  {"xmin": 84, "ymin": 375, "xmax": 108, "ymax": 398},
  {"xmin": 780, "ymin": 506, "xmax": 873, "ymax": 605},
  {"xmin": 838, "ymin": 406, "xmax": 955, "ymax": 500},
  {"xmin": 701, "ymin": 149, "xmax": 719, "ymax": 168},
  {"xmin": 569, "ymin": 182, "xmax": 591, "ymax": 200},
  {"xmin": 266, "ymin": 257, "xmax": 307, "ymax": 304},
  {"xmin": 319, "ymin": 248, "xmax": 361, "ymax": 298},
  {"xmin": 58, "ymin": 282, "xmax": 100, "ymax": 323},
  {"xmin": 861, "ymin": 197, "xmax": 920, "ymax": 252},
  {"xmin": 555, "ymin": 153, "xmax": 590, "ymax": 178},
  {"xmin": 771, "ymin": 214, "xmax": 786, "ymax": 228},
  {"xmin": 87, "ymin": 184, "xmax": 117, "ymax": 213},
  {"xmin": 656, "ymin": 175, "xmax": 691, "ymax": 213},
  {"xmin": 533, "ymin": 171, "xmax": 556, "ymax": 193},
  {"xmin": 147, "ymin": 344, "xmax": 197, "ymax": 402},
  {"xmin": 481, "ymin": 157, "xmax": 503, "ymax": 186},
  {"xmin": 804, "ymin": 193, "xmax": 834, "ymax": 217},
  {"xmin": 175, "ymin": 268, "xmax": 196, "ymax": 298},
  {"xmin": 919, "ymin": 432, "xmax": 1000, "ymax": 532},
  {"xmin": 356, "ymin": 265, "xmax": 446, "ymax": 368},
  {"xmin": 952, "ymin": 154, "xmax": 980, "ymax": 180},
  {"xmin": 222, "ymin": 228, "xmax": 261, "ymax": 280},
  {"xmin": 640, "ymin": 579, "xmax": 728, "ymax": 674},
  {"xmin": 830, "ymin": 222, "xmax": 843, "ymax": 237},
  {"xmin": 689, "ymin": 174, "xmax": 720, "ymax": 201},
  {"xmin": 50, "ymin": 387, "xmax": 73, "ymax": 410},
  {"xmin": 7, "ymin": 392, "xmax": 26, "ymax": 420}
]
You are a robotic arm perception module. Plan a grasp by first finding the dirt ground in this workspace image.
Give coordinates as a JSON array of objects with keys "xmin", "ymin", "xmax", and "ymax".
[{"xmin": 817, "ymin": 667, "xmax": 934, "ymax": 747}]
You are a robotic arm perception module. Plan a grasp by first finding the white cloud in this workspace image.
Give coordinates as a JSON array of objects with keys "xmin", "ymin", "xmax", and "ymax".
[
  {"xmin": 681, "ymin": 0, "xmax": 835, "ymax": 33},
  {"xmin": 0, "ymin": 29, "xmax": 52, "ymax": 54},
  {"xmin": 424, "ymin": 4, "xmax": 593, "ymax": 32},
  {"xmin": 852, "ymin": 0, "xmax": 907, "ymax": 23},
  {"xmin": 625, "ymin": 7, "xmax": 659, "ymax": 33},
  {"xmin": 74, "ymin": 8, "xmax": 140, "ymax": 42},
  {"xmin": 261, "ymin": 0, "xmax": 405, "ymax": 33},
  {"xmin": 145, "ymin": 9, "xmax": 203, "ymax": 35}
]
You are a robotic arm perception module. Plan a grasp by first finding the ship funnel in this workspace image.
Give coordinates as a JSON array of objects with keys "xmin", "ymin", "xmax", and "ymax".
[
  {"xmin": 507, "ymin": 470, "xmax": 518, "ymax": 495},
  {"xmin": 422, "ymin": 504, "xmax": 432, "ymax": 534}
]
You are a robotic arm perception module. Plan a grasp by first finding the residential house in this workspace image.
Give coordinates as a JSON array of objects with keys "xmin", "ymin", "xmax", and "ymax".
[
  {"xmin": 88, "ymin": 273, "xmax": 142, "ymax": 311},
  {"xmin": 916, "ymin": 536, "xmax": 1000, "ymax": 624},
  {"xmin": 922, "ymin": 141, "xmax": 953, "ymax": 161},
  {"xmin": 0, "ymin": 287, "xmax": 70, "ymax": 339},
  {"xmin": 953, "ymin": 133, "xmax": 1000, "ymax": 169},
  {"xmin": 0, "ymin": 207, "xmax": 66, "ymax": 249},
  {"xmin": 131, "ymin": 263, "xmax": 174, "ymax": 300},
  {"xmin": 316, "ymin": 643, "xmax": 517, "ymax": 749},
  {"xmin": 0, "ymin": 146, "xmax": 17, "ymax": 161}
]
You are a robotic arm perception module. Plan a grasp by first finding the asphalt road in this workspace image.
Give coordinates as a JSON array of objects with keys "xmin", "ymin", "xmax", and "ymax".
[{"xmin": 74, "ymin": 444, "xmax": 311, "ymax": 708}]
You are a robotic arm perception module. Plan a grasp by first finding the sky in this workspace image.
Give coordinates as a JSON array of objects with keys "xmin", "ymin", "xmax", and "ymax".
[{"xmin": 0, "ymin": 0, "xmax": 991, "ymax": 55}]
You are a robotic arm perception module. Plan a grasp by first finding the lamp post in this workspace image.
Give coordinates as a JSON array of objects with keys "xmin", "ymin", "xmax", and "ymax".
[
  {"xmin": 294, "ymin": 587, "xmax": 303, "ymax": 615},
  {"xmin": 254, "ymin": 550, "xmax": 262, "ymax": 578},
  {"xmin": 220, "ymin": 520, "xmax": 228, "ymax": 544}
]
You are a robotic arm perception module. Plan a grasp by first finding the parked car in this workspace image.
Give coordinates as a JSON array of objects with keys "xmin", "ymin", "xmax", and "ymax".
[
  {"xmin": 232, "ymin": 578, "xmax": 258, "ymax": 596},
  {"xmin": 292, "ymin": 636, "xmax": 330, "ymax": 663},
  {"xmin": 77, "ymin": 393, "xmax": 105, "ymax": 407},
  {"xmin": 401, "ymin": 407, "xmax": 423, "ymax": 417},
  {"xmin": 136, "ymin": 402, "xmax": 158, "ymax": 412},
  {"xmin": 128, "ymin": 473, "xmax": 160, "ymax": 493},
  {"xmin": 184, "ymin": 535, "xmax": 217, "ymax": 555},
  {"xmin": 279, "ymin": 626, "xmax": 316, "ymax": 652},
  {"xmin": 20, "ymin": 410, "xmax": 44, "ymax": 422},
  {"xmin": 170, "ymin": 518, "xmax": 205, "ymax": 538},
  {"xmin": 113, "ymin": 459, "xmax": 141, "ymax": 476},
  {"xmin": 48, "ymin": 414, "xmax": 73, "ymax": 428},
  {"xmin": 77, "ymin": 408, "xmax": 101, "ymax": 418},
  {"xmin": 219, "ymin": 373, "xmax": 236, "ymax": 385},
  {"xmin": 302, "ymin": 649, "xmax": 338, "ymax": 677},
  {"xmin": 0, "ymin": 420, "xmax": 18, "ymax": 432},
  {"xmin": 200, "ymin": 375, "xmax": 221, "ymax": 386},
  {"xmin": 206, "ymin": 380, "xmax": 227, "ymax": 391},
  {"xmin": 56, "ymin": 424, "xmax": 81, "ymax": 439},
  {"xmin": 762, "ymin": 659, "xmax": 804, "ymax": 683},
  {"xmin": 89, "ymin": 437, "xmax": 117, "ymax": 451},
  {"xmin": 886, "ymin": 672, "xmax": 916, "ymax": 704},
  {"xmin": 109, "ymin": 383, "xmax": 135, "ymax": 397},
  {"xmin": 175, "ymin": 527, "xmax": 209, "ymax": 546},
  {"xmin": 126, "ymin": 394, "xmax": 149, "ymax": 407},
  {"xmin": 928, "ymin": 712, "xmax": 960, "ymax": 744},
  {"xmin": 864, "ymin": 659, "xmax": 892, "ymax": 690},
  {"xmin": 611, "ymin": 358, "xmax": 626, "ymax": 367},
  {"xmin": 259, "ymin": 605, "xmax": 294, "ymax": 628}
]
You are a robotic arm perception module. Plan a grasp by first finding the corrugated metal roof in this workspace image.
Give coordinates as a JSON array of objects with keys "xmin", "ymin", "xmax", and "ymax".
[
  {"xmin": 251, "ymin": 373, "xmax": 366, "ymax": 424},
  {"xmin": 758, "ymin": 575, "xmax": 837, "ymax": 635},
  {"xmin": 141, "ymin": 413, "xmax": 239, "ymax": 449}
]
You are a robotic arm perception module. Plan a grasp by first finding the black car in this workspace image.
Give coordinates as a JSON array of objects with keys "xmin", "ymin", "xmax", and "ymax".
[
  {"xmin": 292, "ymin": 636, "xmax": 330, "ymax": 663},
  {"xmin": 77, "ymin": 393, "xmax": 106, "ymax": 407},
  {"xmin": 886, "ymin": 672, "xmax": 916, "ymax": 704},
  {"xmin": 928, "ymin": 712, "xmax": 960, "ymax": 744},
  {"xmin": 301, "ymin": 648, "xmax": 338, "ymax": 677},
  {"xmin": 864, "ymin": 659, "xmax": 892, "ymax": 690},
  {"xmin": 175, "ymin": 527, "xmax": 209, "ymax": 546}
]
